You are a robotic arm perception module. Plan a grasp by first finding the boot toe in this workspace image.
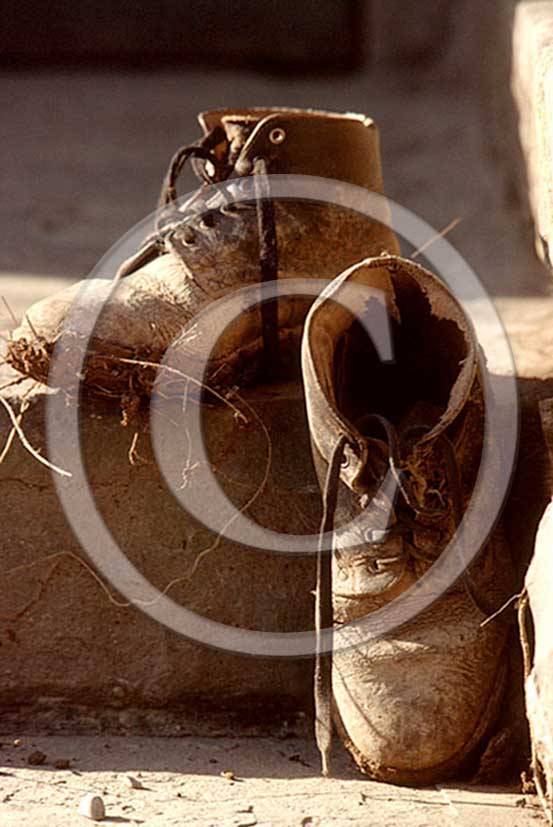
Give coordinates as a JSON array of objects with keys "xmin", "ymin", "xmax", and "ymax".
[{"xmin": 333, "ymin": 592, "xmax": 509, "ymax": 785}]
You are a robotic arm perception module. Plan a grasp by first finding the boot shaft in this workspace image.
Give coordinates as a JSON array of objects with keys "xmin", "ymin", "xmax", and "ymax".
[
  {"xmin": 197, "ymin": 107, "xmax": 388, "ymax": 193},
  {"xmin": 302, "ymin": 254, "xmax": 484, "ymax": 599}
]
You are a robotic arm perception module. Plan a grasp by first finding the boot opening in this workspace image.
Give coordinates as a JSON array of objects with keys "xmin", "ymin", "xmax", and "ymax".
[{"xmin": 333, "ymin": 269, "xmax": 470, "ymax": 434}]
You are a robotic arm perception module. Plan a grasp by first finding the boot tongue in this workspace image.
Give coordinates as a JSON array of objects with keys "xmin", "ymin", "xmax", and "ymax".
[
  {"xmin": 197, "ymin": 110, "xmax": 265, "ymax": 174},
  {"xmin": 220, "ymin": 116, "xmax": 259, "ymax": 165},
  {"xmin": 198, "ymin": 110, "xmax": 263, "ymax": 163}
]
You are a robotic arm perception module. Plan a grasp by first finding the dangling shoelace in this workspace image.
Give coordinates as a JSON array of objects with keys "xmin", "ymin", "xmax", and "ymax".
[
  {"xmin": 314, "ymin": 413, "xmax": 508, "ymax": 776},
  {"xmin": 116, "ymin": 125, "xmax": 281, "ymax": 373}
]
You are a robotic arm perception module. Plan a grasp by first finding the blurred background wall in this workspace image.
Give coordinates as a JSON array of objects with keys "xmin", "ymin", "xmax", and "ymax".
[
  {"xmin": 1, "ymin": 1, "xmax": 366, "ymax": 71},
  {"xmin": 1, "ymin": 0, "xmax": 541, "ymax": 301},
  {"xmin": 0, "ymin": 1, "xmax": 481, "ymax": 74}
]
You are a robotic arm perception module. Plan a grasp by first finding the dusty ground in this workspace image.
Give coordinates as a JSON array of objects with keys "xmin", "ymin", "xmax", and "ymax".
[
  {"xmin": 1, "ymin": 59, "xmax": 552, "ymax": 825},
  {"xmin": 0, "ymin": 735, "xmax": 545, "ymax": 827}
]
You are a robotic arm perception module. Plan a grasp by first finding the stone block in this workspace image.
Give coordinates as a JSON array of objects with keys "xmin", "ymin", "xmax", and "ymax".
[
  {"xmin": 0, "ymin": 379, "xmax": 320, "ymax": 733},
  {"xmin": 513, "ymin": 1, "xmax": 553, "ymax": 268}
]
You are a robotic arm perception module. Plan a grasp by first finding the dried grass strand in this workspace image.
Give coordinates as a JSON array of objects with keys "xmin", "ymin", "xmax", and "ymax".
[
  {"xmin": 0, "ymin": 551, "xmax": 131, "ymax": 616},
  {"xmin": 1, "ymin": 296, "xmax": 19, "ymax": 327},
  {"xmin": 114, "ymin": 355, "xmax": 247, "ymax": 423},
  {"xmin": 0, "ymin": 394, "xmax": 72, "ymax": 478},
  {"xmin": 480, "ymin": 591, "xmax": 521, "ymax": 628},
  {"xmin": 186, "ymin": 390, "xmax": 273, "ymax": 580},
  {"xmin": 0, "ymin": 398, "xmax": 29, "ymax": 465},
  {"xmin": 411, "ymin": 217, "xmax": 461, "ymax": 260},
  {"xmin": 0, "ymin": 375, "xmax": 26, "ymax": 392}
]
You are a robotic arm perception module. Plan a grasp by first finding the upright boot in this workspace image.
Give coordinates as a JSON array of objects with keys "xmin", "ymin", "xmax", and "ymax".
[
  {"xmin": 302, "ymin": 254, "xmax": 514, "ymax": 785},
  {"xmin": 8, "ymin": 108, "xmax": 398, "ymax": 400}
]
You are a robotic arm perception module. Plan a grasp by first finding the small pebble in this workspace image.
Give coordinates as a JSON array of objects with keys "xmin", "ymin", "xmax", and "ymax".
[
  {"xmin": 12, "ymin": 739, "xmax": 21, "ymax": 748},
  {"xmin": 124, "ymin": 775, "xmax": 143, "ymax": 789},
  {"xmin": 221, "ymin": 770, "xmax": 236, "ymax": 781},
  {"xmin": 28, "ymin": 750, "xmax": 47, "ymax": 766},
  {"xmin": 54, "ymin": 759, "xmax": 71, "ymax": 770},
  {"xmin": 78, "ymin": 793, "xmax": 105, "ymax": 821}
]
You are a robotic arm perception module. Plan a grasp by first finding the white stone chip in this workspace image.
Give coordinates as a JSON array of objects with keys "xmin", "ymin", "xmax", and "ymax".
[{"xmin": 78, "ymin": 793, "xmax": 106, "ymax": 821}]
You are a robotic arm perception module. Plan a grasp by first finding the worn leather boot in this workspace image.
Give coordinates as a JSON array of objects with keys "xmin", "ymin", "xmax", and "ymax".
[
  {"xmin": 302, "ymin": 254, "xmax": 514, "ymax": 785},
  {"xmin": 7, "ymin": 108, "xmax": 398, "ymax": 401}
]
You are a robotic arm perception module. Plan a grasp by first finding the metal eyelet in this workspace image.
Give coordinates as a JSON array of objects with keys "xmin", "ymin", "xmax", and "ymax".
[
  {"xmin": 269, "ymin": 127, "xmax": 286, "ymax": 145},
  {"xmin": 200, "ymin": 213, "xmax": 216, "ymax": 230},
  {"xmin": 182, "ymin": 226, "xmax": 196, "ymax": 246}
]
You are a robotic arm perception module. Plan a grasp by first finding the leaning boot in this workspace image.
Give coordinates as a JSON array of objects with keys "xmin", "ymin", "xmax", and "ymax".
[
  {"xmin": 7, "ymin": 108, "xmax": 398, "ymax": 401},
  {"xmin": 302, "ymin": 254, "xmax": 514, "ymax": 785}
]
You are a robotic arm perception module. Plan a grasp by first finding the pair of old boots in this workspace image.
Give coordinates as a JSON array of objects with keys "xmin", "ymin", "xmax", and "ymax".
[{"xmin": 8, "ymin": 108, "xmax": 514, "ymax": 785}]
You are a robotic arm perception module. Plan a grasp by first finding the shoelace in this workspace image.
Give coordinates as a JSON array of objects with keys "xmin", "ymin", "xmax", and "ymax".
[
  {"xmin": 117, "ymin": 125, "xmax": 281, "ymax": 373},
  {"xmin": 314, "ymin": 413, "xmax": 505, "ymax": 776},
  {"xmin": 158, "ymin": 124, "xmax": 229, "ymax": 211}
]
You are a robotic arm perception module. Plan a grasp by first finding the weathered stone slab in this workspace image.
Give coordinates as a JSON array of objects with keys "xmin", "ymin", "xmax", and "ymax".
[
  {"xmin": 513, "ymin": 1, "xmax": 553, "ymax": 268},
  {"xmin": 521, "ymin": 389, "xmax": 553, "ymax": 818},
  {"xmin": 524, "ymin": 495, "xmax": 553, "ymax": 817},
  {"xmin": 484, "ymin": 298, "xmax": 553, "ymax": 581},
  {"xmin": 0, "ymin": 379, "xmax": 320, "ymax": 733}
]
